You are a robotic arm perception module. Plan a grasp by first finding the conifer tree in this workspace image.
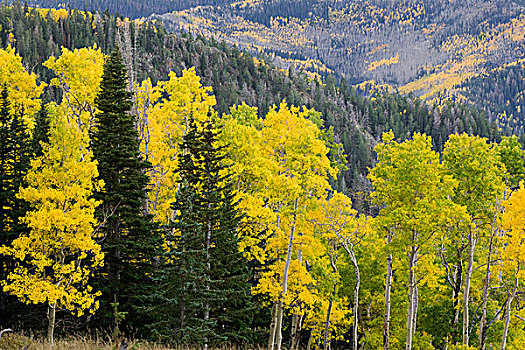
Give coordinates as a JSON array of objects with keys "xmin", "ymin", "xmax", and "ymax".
[
  {"xmin": 90, "ymin": 48, "xmax": 159, "ymax": 333},
  {"xmin": 32, "ymin": 101, "xmax": 50, "ymax": 158},
  {"xmin": 0, "ymin": 85, "xmax": 13, "ymax": 324},
  {"xmin": 0, "ymin": 85, "xmax": 12, "ymax": 243},
  {"xmin": 153, "ymin": 115, "xmax": 254, "ymax": 347},
  {"xmin": 0, "ymin": 86, "xmax": 45, "ymax": 330}
]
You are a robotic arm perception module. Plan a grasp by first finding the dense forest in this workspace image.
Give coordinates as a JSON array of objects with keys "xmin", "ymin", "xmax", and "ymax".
[
  {"xmin": 153, "ymin": 0, "xmax": 525, "ymax": 134},
  {"xmin": 11, "ymin": 0, "xmax": 525, "ymax": 133},
  {"xmin": 4, "ymin": 0, "xmax": 234, "ymax": 18},
  {"xmin": 1, "ymin": 2, "xmax": 525, "ymax": 350},
  {"xmin": 0, "ymin": 1, "xmax": 505, "ymax": 209}
]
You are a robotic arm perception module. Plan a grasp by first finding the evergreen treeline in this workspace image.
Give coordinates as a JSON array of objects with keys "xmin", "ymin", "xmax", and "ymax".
[
  {"xmin": 6, "ymin": 0, "xmax": 234, "ymax": 18},
  {"xmin": 460, "ymin": 63, "xmax": 525, "ymax": 136}
]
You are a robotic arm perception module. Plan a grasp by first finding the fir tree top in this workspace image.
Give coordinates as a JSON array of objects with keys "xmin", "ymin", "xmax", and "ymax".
[{"xmin": 95, "ymin": 48, "xmax": 132, "ymax": 115}]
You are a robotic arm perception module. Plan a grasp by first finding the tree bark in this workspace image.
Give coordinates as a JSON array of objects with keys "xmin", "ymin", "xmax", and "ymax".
[
  {"xmin": 406, "ymin": 247, "xmax": 417, "ymax": 350},
  {"xmin": 268, "ymin": 302, "xmax": 278, "ymax": 350},
  {"xmin": 268, "ymin": 202, "xmax": 282, "ymax": 350},
  {"xmin": 479, "ymin": 214, "xmax": 498, "ymax": 349},
  {"xmin": 275, "ymin": 197, "xmax": 299, "ymax": 350},
  {"xmin": 383, "ymin": 230, "xmax": 393, "ymax": 350},
  {"xmin": 323, "ymin": 299, "xmax": 333, "ymax": 350},
  {"xmin": 47, "ymin": 302, "xmax": 56, "ymax": 345},
  {"xmin": 341, "ymin": 241, "xmax": 360, "ymax": 350},
  {"xmin": 290, "ymin": 313, "xmax": 303, "ymax": 350},
  {"xmin": 451, "ymin": 253, "xmax": 463, "ymax": 334},
  {"xmin": 500, "ymin": 278, "xmax": 518, "ymax": 350},
  {"xmin": 275, "ymin": 299, "xmax": 284, "ymax": 350},
  {"xmin": 463, "ymin": 233, "xmax": 476, "ymax": 345}
]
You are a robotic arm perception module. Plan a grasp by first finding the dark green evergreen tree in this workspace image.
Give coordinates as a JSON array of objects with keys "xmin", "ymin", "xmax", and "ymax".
[
  {"xmin": 90, "ymin": 48, "xmax": 159, "ymax": 334},
  {"xmin": 152, "ymin": 115, "xmax": 254, "ymax": 347},
  {"xmin": 32, "ymin": 101, "xmax": 50, "ymax": 158},
  {"xmin": 0, "ymin": 85, "xmax": 11, "ymax": 241},
  {"xmin": 0, "ymin": 85, "xmax": 33, "ymax": 329},
  {"xmin": 8, "ymin": 106, "xmax": 31, "ymax": 237}
]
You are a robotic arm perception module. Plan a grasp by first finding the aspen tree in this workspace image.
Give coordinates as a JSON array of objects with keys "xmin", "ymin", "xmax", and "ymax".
[
  {"xmin": 0, "ymin": 104, "xmax": 103, "ymax": 344},
  {"xmin": 443, "ymin": 134, "xmax": 505, "ymax": 347},
  {"xmin": 369, "ymin": 131, "xmax": 458, "ymax": 350},
  {"xmin": 498, "ymin": 185, "xmax": 525, "ymax": 349}
]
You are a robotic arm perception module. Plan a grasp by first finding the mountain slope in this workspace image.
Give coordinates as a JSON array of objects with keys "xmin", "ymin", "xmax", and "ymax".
[
  {"xmin": 0, "ymin": 2, "xmax": 502, "ymax": 212},
  {"xmin": 154, "ymin": 0, "xmax": 525, "ymax": 130}
]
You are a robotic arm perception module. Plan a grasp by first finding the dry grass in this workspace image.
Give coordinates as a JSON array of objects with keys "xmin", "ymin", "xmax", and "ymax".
[
  {"xmin": 0, "ymin": 333, "xmax": 168, "ymax": 350},
  {"xmin": 0, "ymin": 334, "xmax": 261, "ymax": 350}
]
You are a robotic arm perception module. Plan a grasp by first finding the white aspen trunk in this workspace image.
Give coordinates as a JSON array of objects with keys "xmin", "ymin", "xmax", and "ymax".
[
  {"xmin": 341, "ymin": 241, "xmax": 360, "ymax": 350},
  {"xmin": 47, "ymin": 302, "xmax": 56, "ymax": 345},
  {"xmin": 412, "ymin": 272, "xmax": 419, "ymax": 337},
  {"xmin": 406, "ymin": 247, "xmax": 417, "ymax": 350},
  {"xmin": 268, "ymin": 302, "xmax": 278, "ymax": 350},
  {"xmin": 463, "ymin": 233, "xmax": 476, "ymax": 346},
  {"xmin": 500, "ymin": 278, "xmax": 518, "ymax": 350},
  {"xmin": 275, "ymin": 197, "xmax": 299, "ymax": 350},
  {"xmin": 479, "ymin": 214, "xmax": 498, "ymax": 349},
  {"xmin": 268, "ymin": 202, "xmax": 282, "ymax": 350},
  {"xmin": 323, "ymin": 299, "xmax": 333, "ymax": 350},
  {"xmin": 290, "ymin": 238, "xmax": 304, "ymax": 350},
  {"xmin": 275, "ymin": 300, "xmax": 284, "ymax": 350},
  {"xmin": 383, "ymin": 230, "xmax": 393, "ymax": 350},
  {"xmin": 291, "ymin": 314, "xmax": 304, "ymax": 350}
]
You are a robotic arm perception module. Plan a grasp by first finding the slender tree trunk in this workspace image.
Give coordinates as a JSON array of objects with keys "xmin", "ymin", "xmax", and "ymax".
[
  {"xmin": 451, "ymin": 254, "xmax": 463, "ymax": 334},
  {"xmin": 268, "ymin": 302, "xmax": 278, "ymax": 350},
  {"xmin": 290, "ymin": 313, "xmax": 303, "ymax": 350},
  {"xmin": 268, "ymin": 202, "xmax": 282, "ymax": 350},
  {"xmin": 275, "ymin": 198, "xmax": 299, "ymax": 350},
  {"xmin": 324, "ymin": 299, "xmax": 333, "ymax": 350},
  {"xmin": 342, "ymin": 242, "xmax": 360, "ymax": 350},
  {"xmin": 275, "ymin": 300, "xmax": 284, "ymax": 350},
  {"xmin": 406, "ymin": 247, "xmax": 417, "ymax": 350},
  {"xmin": 383, "ymin": 230, "xmax": 393, "ymax": 350},
  {"xmin": 412, "ymin": 275, "xmax": 419, "ymax": 338},
  {"xmin": 290, "ymin": 240, "xmax": 304, "ymax": 350},
  {"xmin": 323, "ymin": 252, "xmax": 338, "ymax": 350},
  {"xmin": 463, "ymin": 233, "xmax": 476, "ymax": 345},
  {"xmin": 47, "ymin": 302, "xmax": 56, "ymax": 345},
  {"xmin": 479, "ymin": 215, "xmax": 498, "ymax": 349},
  {"xmin": 501, "ymin": 278, "xmax": 518, "ymax": 350}
]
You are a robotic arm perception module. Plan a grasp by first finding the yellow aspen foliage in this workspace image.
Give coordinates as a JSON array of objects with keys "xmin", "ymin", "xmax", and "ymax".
[
  {"xmin": 303, "ymin": 297, "xmax": 352, "ymax": 345},
  {"xmin": 219, "ymin": 103, "xmax": 277, "ymax": 262},
  {"xmin": 0, "ymin": 45, "xmax": 45, "ymax": 125},
  {"xmin": 500, "ymin": 185, "xmax": 525, "ymax": 278},
  {"xmin": 43, "ymin": 46, "xmax": 105, "ymax": 132},
  {"xmin": 144, "ymin": 67, "xmax": 216, "ymax": 223},
  {"xmin": 0, "ymin": 104, "xmax": 104, "ymax": 317},
  {"xmin": 253, "ymin": 259, "xmax": 317, "ymax": 310}
]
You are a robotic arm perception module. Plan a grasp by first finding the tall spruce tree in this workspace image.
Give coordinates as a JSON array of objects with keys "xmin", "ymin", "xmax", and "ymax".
[
  {"xmin": 90, "ymin": 48, "xmax": 159, "ymax": 333},
  {"xmin": 0, "ymin": 85, "xmax": 33, "ymax": 328},
  {"xmin": 152, "ymin": 115, "xmax": 254, "ymax": 347},
  {"xmin": 32, "ymin": 101, "xmax": 50, "ymax": 158}
]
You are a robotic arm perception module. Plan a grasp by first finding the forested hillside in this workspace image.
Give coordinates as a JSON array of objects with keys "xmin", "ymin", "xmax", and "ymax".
[
  {"xmin": 149, "ymin": 0, "xmax": 525, "ymax": 133},
  {"xmin": 1, "ymin": 3, "xmax": 525, "ymax": 350},
  {"xmin": 12, "ymin": 0, "xmax": 525, "ymax": 135},
  {"xmin": 5, "ymin": 0, "xmax": 234, "ymax": 18},
  {"xmin": 0, "ymin": 2, "xmax": 503, "ymax": 210}
]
